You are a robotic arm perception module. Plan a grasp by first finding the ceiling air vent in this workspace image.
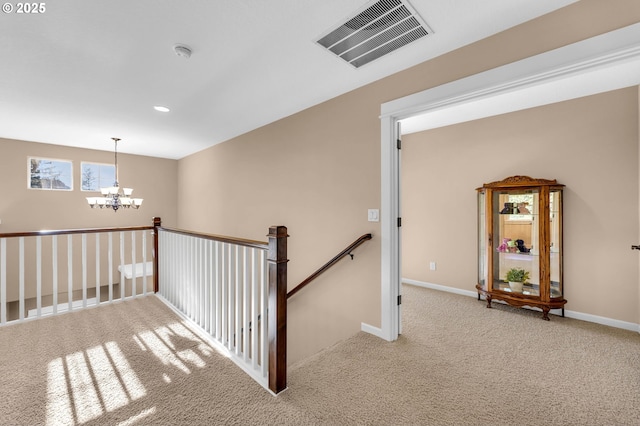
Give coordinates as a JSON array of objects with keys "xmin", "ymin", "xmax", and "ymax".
[{"xmin": 316, "ymin": 0, "xmax": 432, "ymax": 68}]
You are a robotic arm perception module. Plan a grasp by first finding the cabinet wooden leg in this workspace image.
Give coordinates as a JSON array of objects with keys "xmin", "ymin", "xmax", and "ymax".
[
  {"xmin": 542, "ymin": 307, "xmax": 551, "ymax": 321},
  {"xmin": 486, "ymin": 296, "xmax": 492, "ymax": 309}
]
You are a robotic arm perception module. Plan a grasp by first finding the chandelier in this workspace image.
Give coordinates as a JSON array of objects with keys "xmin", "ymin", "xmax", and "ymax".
[{"xmin": 86, "ymin": 137, "xmax": 143, "ymax": 211}]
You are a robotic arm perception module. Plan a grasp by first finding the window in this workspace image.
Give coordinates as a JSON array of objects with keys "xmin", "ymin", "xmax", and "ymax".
[
  {"xmin": 81, "ymin": 162, "xmax": 115, "ymax": 191},
  {"xmin": 29, "ymin": 157, "xmax": 73, "ymax": 190}
]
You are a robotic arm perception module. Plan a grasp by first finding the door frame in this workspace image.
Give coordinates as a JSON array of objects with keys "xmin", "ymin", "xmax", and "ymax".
[{"xmin": 362, "ymin": 23, "xmax": 640, "ymax": 341}]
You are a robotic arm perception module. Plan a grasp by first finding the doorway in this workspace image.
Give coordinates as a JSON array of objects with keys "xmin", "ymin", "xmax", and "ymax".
[{"xmin": 364, "ymin": 23, "xmax": 640, "ymax": 342}]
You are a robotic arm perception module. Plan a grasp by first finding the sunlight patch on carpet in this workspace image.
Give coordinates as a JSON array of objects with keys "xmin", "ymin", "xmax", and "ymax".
[
  {"xmin": 115, "ymin": 407, "xmax": 157, "ymax": 426},
  {"xmin": 135, "ymin": 321, "xmax": 215, "ymax": 375},
  {"xmin": 137, "ymin": 329, "xmax": 193, "ymax": 374},
  {"xmin": 45, "ymin": 342, "xmax": 146, "ymax": 425}
]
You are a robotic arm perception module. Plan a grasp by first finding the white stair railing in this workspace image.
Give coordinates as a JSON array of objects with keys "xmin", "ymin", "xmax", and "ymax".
[
  {"xmin": 0, "ymin": 219, "xmax": 289, "ymax": 395},
  {"xmin": 157, "ymin": 228, "xmax": 271, "ymax": 389},
  {"xmin": 0, "ymin": 224, "xmax": 154, "ymax": 325}
]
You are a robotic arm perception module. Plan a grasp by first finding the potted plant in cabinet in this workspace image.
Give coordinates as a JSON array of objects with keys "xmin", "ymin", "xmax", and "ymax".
[{"xmin": 505, "ymin": 268, "xmax": 530, "ymax": 293}]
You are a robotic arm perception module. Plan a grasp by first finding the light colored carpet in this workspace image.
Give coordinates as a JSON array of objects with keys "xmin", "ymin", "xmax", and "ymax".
[{"xmin": 0, "ymin": 284, "xmax": 638, "ymax": 425}]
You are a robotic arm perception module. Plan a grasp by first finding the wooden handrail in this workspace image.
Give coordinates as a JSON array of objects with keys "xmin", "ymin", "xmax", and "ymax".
[
  {"xmin": 0, "ymin": 224, "xmax": 154, "ymax": 239},
  {"xmin": 287, "ymin": 233, "xmax": 372, "ymax": 299},
  {"xmin": 157, "ymin": 226, "xmax": 268, "ymax": 250}
]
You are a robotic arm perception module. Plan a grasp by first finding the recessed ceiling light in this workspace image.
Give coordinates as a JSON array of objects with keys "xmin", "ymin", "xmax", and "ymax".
[{"xmin": 154, "ymin": 106, "xmax": 170, "ymax": 112}]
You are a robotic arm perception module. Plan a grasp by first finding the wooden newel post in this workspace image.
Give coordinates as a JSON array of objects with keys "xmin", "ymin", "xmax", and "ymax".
[
  {"xmin": 152, "ymin": 217, "xmax": 161, "ymax": 293},
  {"xmin": 267, "ymin": 225, "xmax": 288, "ymax": 394}
]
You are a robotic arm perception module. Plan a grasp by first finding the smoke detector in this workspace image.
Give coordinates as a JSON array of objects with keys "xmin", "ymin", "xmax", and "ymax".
[{"xmin": 174, "ymin": 44, "xmax": 192, "ymax": 59}]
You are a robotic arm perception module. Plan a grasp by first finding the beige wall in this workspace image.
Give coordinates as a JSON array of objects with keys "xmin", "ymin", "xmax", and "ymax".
[
  {"xmin": 402, "ymin": 88, "xmax": 639, "ymax": 323},
  {"xmin": 0, "ymin": 138, "xmax": 178, "ymax": 232},
  {"xmin": 178, "ymin": 98, "xmax": 383, "ymax": 366},
  {"xmin": 177, "ymin": 0, "xmax": 640, "ymax": 363}
]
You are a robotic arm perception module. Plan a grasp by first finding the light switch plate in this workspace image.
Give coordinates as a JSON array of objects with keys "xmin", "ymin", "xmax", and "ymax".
[{"xmin": 368, "ymin": 209, "xmax": 379, "ymax": 222}]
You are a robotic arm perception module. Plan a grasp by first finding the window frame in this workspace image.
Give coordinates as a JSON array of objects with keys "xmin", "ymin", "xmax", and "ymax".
[
  {"xmin": 80, "ymin": 161, "xmax": 116, "ymax": 192},
  {"xmin": 27, "ymin": 157, "xmax": 74, "ymax": 191}
]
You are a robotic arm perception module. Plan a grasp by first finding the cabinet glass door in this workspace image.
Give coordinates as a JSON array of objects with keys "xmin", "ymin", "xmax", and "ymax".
[
  {"xmin": 478, "ymin": 191, "xmax": 487, "ymax": 290},
  {"xmin": 550, "ymin": 189, "xmax": 562, "ymax": 298},
  {"xmin": 492, "ymin": 190, "xmax": 540, "ymax": 297}
]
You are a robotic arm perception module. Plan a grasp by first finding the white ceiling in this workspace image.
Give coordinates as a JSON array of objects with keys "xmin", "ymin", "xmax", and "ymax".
[{"xmin": 0, "ymin": 0, "xmax": 578, "ymax": 159}]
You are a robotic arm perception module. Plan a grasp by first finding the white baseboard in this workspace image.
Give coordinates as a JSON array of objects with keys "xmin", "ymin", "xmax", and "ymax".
[
  {"xmin": 28, "ymin": 297, "xmax": 98, "ymax": 317},
  {"xmin": 360, "ymin": 322, "xmax": 385, "ymax": 339},
  {"xmin": 403, "ymin": 278, "xmax": 477, "ymax": 298},
  {"xmin": 402, "ymin": 278, "xmax": 640, "ymax": 334},
  {"xmin": 563, "ymin": 310, "xmax": 639, "ymax": 333}
]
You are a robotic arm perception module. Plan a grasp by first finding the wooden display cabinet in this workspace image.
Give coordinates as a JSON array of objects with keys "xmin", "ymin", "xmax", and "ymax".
[{"xmin": 476, "ymin": 176, "xmax": 566, "ymax": 320}]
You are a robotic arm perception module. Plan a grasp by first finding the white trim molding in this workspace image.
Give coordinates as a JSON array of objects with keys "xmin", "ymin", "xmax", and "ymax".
[
  {"xmin": 402, "ymin": 278, "xmax": 477, "ymax": 298},
  {"xmin": 383, "ymin": 23, "xmax": 640, "ymax": 131},
  {"xmin": 377, "ymin": 23, "xmax": 640, "ymax": 342},
  {"xmin": 362, "ymin": 115, "xmax": 401, "ymax": 341}
]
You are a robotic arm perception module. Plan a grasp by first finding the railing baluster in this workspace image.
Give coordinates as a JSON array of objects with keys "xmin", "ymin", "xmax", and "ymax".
[
  {"xmin": 67, "ymin": 235, "xmax": 73, "ymax": 312},
  {"xmin": 205, "ymin": 239, "xmax": 211, "ymax": 333},
  {"xmin": 142, "ymin": 231, "xmax": 147, "ymax": 296},
  {"xmin": 182, "ymin": 235, "xmax": 187, "ymax": 315},
  {"xmin": 188, "ymin": 235, "xmax": 193, "ymax": 317},
  {"xmin": 199, "ymin": 238, "xmax": 205, "ymax": 328},
  {"xmin": 212, "ymin": 240, "xmax": 218, "ymax": 338},
  {"xmin": 131, "ymin": 231, "xmax": 137, "ymax": 298},
  {"xmin": 261, "ymin": 249, "xmax": 268, "ymax": 378},
  {"xmin": 177, "ymin": 234, "xmax": 183, "ymax": 311},
  {"xmin": 222, "ymin": 243, "xmax": 228, "ymax": 347},
  {"xmin": 169, "ymin": 233, "xmax": 175, "ymax": 306},
  {"xmin": 108, "ymin": 233, "xmax": 113, "ymax": 303},
  {"xmin": 189, "ymin": 238, "xmax": 198, "ymax": 324},
  {"xmin": 82, "ymin": 233, "xmax": 87, "ymax": 308},
  {"xmin": 230, "ymin": 244, "xmax": 236, "ymax": 351},
  {"xmin": 195, "ymin": 237, "xmax": 199, "ymax": 323},
  {"xmin": 158, "ymin": 231, "xmax": 163, "ymax": 297},
  {"xmin": 176, "ymin": 232, "xmax": 180, "ymax": 307},
  {"xmin": 192, "ymin": 236, "xmax": 197, "ymax": 322},
  {"xmin": 235, "ymin": 245, "xmax": 242, "ymax": 356},
  {"xmin": 36, "ymin": 236, "xmax": 42, "ymax": 317},
  {"xmin": 95, "ymin": 233, "xmax": 100, "ymax": 306},
  {"xmin": 216, "ymin": 241, "xmax": 222, "ymax": 341},
  {"xmin": 1, "ymin": 238, "xmax": 6, "ymax": 325},
  {"xmin": 172, "ymin": 233, "xmax": 176, "ymax": 307},
  {"xmin": 161, "ymin": 231, "xmax": 166, "ymax": 301},
  {"xmin": 52, "ymin": 236, "xmax": 58, "ymax": 315},
  {"xmin": 176, "ymin": 233, "xmax": 181, "ymax": 310},
  {"xmin": 119, "ymin": 232, "xmax": 125, "ymax": 300},
  {"xmin": 251, "ymin": 248, "xmax": 259, "ymax": 369},
  {"xmin": 169, "ymin": 232, "xmax": 174, "ymax": 305},
  {"xmin": 192, "ymin": 237, "xmax": 197, "ymax": 323},
  {"xmin": 243, "ymin": 246, "xmax": 250, "ymax": 361},
  {"xmin": 19, "ymin": 237, "xmax": 24, "ymax": 321}
]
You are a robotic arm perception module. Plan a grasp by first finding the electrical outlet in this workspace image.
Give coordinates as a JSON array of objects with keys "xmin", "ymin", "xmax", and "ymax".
[{"xmin": 429, "ymin": 261, "xmax": 436, "ymax": 271}]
